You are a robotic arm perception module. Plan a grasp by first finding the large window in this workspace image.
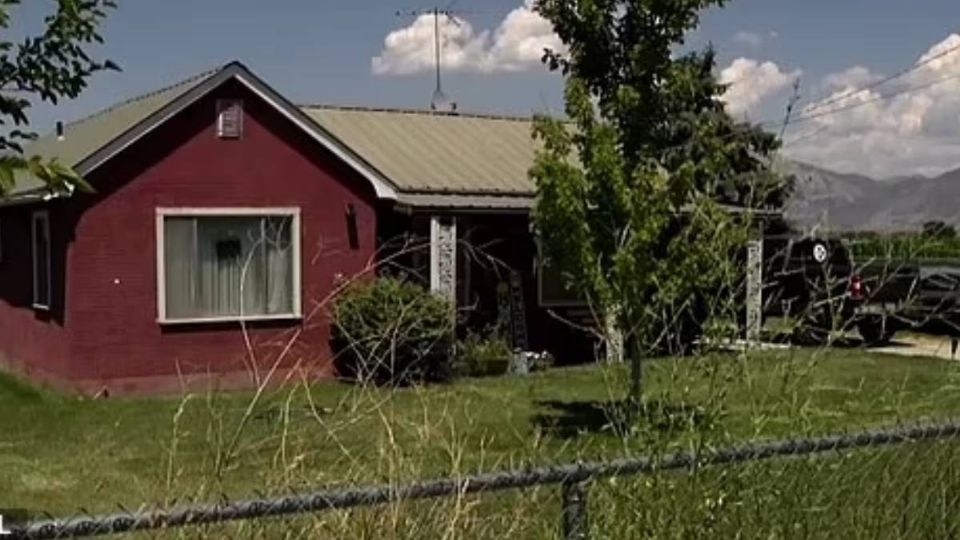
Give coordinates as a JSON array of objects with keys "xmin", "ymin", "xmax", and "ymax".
[
  {"xmin": 32, "ymin": 210, "xmax": 51, "ymax": 309},
  {"xmin": 156, "ymin": 208, "xmax": 301, "ymax": 323}
]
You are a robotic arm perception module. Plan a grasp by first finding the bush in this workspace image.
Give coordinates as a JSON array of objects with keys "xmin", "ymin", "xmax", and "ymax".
[
  {"xmin": 332, "ymin": 278, "xmax": 454, "ymax": 385},
  {"xmin": 457, "ymin": 331, "xmax": 513, "ymax": 377},
  {"xmin": 457, "ymin": 331, "xmax": 557, "ymax": 377}
]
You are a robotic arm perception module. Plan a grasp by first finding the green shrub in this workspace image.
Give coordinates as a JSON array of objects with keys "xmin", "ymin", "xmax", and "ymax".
[
  {"xmin": 332, "ymin": 278, "xmax": 454, "ymax": 385},
  {"xmin": 457, "ymin": 331, "xmax": 513, "ymax": 377}
]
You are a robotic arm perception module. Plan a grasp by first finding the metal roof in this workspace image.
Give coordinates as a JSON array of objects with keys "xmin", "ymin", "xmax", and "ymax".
[
  {"xmin": 15, "ymin": 62, "xmax": 548, "ymax": 208},
  {"xmin": 13, "ymin": 63, "xmax": 401, "ymax": 202},
  {"xmin": 16, "ymin": 67, "xmax": 544, "ymax": 206},
  {"xmin": 11, "ymin": 64, "xmax": 784, "ymax": 216},
  {"xmin": 12, "ymin": 68, "xmax": 220, "ymax": 197},
  {"xmin": 302, "ymin": 105, "xmax": 539, "ymax": 196}
]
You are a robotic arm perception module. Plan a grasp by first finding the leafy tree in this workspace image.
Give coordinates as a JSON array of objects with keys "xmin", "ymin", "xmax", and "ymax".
[
  {"xmin": 0, "ymin": 0, "xmax": 117, "ymax": 197},
  {"xmin": 530, "ymin": 0, "xmax": 792, "ymax": 406}
]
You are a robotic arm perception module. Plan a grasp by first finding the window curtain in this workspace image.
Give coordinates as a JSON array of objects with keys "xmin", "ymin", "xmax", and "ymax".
[
  {"xmin": 164, "ymin": 215, "xmax": 294, "ymax": 320},
  {"xmin": 264, "ymin": 216, "xmax": 293, "ymax": 314},
  {"xmin": 164, "ymin": 218, "xmax": 196, "ymax": 319},
  {"xmin": 196, "ymin": 217, "xmax": 265, "ymax": 317}
]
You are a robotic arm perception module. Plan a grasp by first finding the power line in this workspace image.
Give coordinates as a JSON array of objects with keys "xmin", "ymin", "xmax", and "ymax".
[
  {"xmin": 781, "ymin": 125, "xmax": 829, "ymax": 148},
  {"xmin": 777, "ymin": 69, "xmax": 960, "ymax": 150},
  {"xmin": 802, "ymin": 39, "xmax": 960, "ymax": 113},
  {"xmin": 678, "ymin": 68, "xmax": 960, "ymax": 153},
  {"xmin": 783, "ymin": 70, "xmax": 960, "ymax": 129},
  {"xmin": 571, "ymin": 41, "xmax": 960, "ymax": 151}
]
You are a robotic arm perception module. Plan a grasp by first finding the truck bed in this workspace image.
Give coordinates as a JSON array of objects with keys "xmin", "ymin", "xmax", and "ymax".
[{"xmin": 854, "ymin": 258, "xmax": 960, "ymax": 330}]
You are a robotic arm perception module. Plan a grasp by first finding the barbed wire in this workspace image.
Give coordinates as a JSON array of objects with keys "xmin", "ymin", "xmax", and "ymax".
[{"xmin": 9, "ymin": 419, "xmax": 960, "ymax": 539}]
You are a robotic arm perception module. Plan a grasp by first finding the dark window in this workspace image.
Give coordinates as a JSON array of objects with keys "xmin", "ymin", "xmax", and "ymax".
[
  {"xmin": 346, "ymin": 204, "xmax": 359, "ymax": 250},
  {"xmin": 538, "ymin": 257, "xmax": 587, "ymax": 307},
  {"xmin": 32, "ymin": 211, "xmax": 51, "ymax": 309}
]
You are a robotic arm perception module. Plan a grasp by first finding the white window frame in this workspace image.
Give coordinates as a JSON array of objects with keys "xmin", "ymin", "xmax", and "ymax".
[
  {"xmin": 155, "ymin": 207, "xmax": 302, "ymax": 324},
  {"xmin": 31, "ymin": 210, "xmax": 51, "ymax": 310}
]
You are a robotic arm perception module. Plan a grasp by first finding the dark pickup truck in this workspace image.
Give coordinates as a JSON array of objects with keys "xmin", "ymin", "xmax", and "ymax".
[
  {"xmin": 760, "ymin": 234, "xmax": 858, "ymax": 343},
  {"xmin": 757, "ymin": 233, "xmax": 960, "ymax": 345},
  {"xmin": 849, "ymin": 256, "xmax": 960, "ymax": 344},
  {"xmin": 688, "ymin": 231, "xmax": 960, "ymax": 347}
]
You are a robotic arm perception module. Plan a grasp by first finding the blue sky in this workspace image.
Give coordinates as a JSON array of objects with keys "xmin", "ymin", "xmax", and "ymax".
[{"xmin": 13, "ymin": 0, "xmax": 960, "ymax": 176}]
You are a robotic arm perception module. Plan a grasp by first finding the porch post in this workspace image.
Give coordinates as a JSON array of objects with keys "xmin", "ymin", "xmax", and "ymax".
[{"xmin": 429, "ymin": 215, "xmax": 457, "ymax": 305}]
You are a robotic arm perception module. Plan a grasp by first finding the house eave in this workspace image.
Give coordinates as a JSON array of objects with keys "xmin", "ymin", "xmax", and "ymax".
[
  {"xmin": 0, "ymin": 187, "xmax": 70, "ymax": 208},
  {"xmin": 390, "ymin": 192, "xmax": 785, "ymax": 219},
  {"xmin": 393, "ymin": 191, "xmax": 535, "ymax": 214},
  {"xmin": 69, "ymin": 62, "xmax": 399, "ymax": 202}
]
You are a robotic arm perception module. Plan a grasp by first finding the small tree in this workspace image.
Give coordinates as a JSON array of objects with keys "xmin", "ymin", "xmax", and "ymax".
[
  {"xmin": 530, "ymin": 0, "xmax": 791, "ymax": 407},
  {"xmin": 0, "ymin": 0, "xmax": 118, "ymax": 197}
]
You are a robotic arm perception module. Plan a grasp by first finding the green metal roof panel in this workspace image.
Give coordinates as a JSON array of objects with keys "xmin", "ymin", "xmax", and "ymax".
[
  {"xmin": 301, "ymin": 106, "xmax": 540, "ymax": 195},
  {"xmin": 12, "ymin": 66, "xmax": 553, "ymax": 203},
  {"xmin": 11, "ymin": 68, "xmax": 220, "ymax": 196}
]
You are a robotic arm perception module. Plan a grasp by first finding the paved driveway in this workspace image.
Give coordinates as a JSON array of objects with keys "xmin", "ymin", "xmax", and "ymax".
[{"xmin": 872, "ymin": 333, "xmax": 960, "ymax": 361}]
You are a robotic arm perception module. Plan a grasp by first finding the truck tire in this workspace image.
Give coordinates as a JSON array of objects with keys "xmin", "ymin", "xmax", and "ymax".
[
  {"xmin": 792, "ymin": 302, "xmax": 833, "ymax": 346},
  {"xmin": 858, "ymin": 316, "xmax": 896, "ymax": 347}
]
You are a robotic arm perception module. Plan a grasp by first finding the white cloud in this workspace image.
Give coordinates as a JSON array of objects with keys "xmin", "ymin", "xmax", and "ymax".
[
  {"xmin": 785, "ymin": 33, "xmax": 960, "ymax": 177},
  {"xmin": 732, "ymin": 31, "xmax": 763, "ymax": 48},
  {"xmin": 821, "ymin": 66, "xmax": 883, "ymax": 91},
  {"xmin": 733, "ymin": 30, "xmax": 778, "ymax": 49},
  {"xmin": 719, "ymin": 58, "xmax": 801, "ymax": 116},
  {"xmin": 372, "ymin": 0, "xmax": 564, "ymax": 76}
]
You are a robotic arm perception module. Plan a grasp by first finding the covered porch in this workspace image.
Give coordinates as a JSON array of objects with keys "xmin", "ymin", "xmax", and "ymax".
[{"xmin": 378, "ymin": 205, "xmax": 600, "ymax": 366}]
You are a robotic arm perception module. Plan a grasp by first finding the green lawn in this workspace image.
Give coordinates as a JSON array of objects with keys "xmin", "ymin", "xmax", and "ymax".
[{"xmin": 2, "ymin": 348, "xmax": 960, "ymax": 537}]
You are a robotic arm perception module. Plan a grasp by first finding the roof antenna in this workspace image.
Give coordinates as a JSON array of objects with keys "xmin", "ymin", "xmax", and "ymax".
[{"xmin": 396, "ymin": 3, "xmax": 481, "ymax": 113}]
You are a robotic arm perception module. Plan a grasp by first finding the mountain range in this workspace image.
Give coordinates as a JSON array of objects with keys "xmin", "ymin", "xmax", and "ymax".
[{"xmin": 783, "ymin": 161, "xmax": 960, "ymax": 231}]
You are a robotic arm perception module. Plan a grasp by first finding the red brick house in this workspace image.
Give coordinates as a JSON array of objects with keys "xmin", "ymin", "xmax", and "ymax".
[{"xmin": 0, "ymin": 62, "xmax": 594, "ymax": 395}]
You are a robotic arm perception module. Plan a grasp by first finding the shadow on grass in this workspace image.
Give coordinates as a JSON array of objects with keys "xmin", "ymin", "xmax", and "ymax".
[
  {"xmin": 0, "ymin": 507, "xmax": 36, "ymax": 526},
  {"xmin": 828, "ymin": 336, "xmax": 866, "ymax": 349},
  {"xmin": 0, "ymin": 371, "xmax": 48, "ymax": 403},
  {"xmin": 533, "ymin": 399, "xmax": 714, "ymax": 439}
]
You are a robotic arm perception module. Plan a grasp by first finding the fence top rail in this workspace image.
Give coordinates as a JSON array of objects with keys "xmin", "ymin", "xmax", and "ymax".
[{"xmin": 10, "ymin": 420, "xmax": 960, "ymax": 540}]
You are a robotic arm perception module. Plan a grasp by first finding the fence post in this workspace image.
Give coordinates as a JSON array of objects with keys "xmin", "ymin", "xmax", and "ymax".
[
  {"xmin": 746, "ymin": 238, "xmax": 763, "ymax": 345},
  {"xmin": 561, "ymin": 479, "xmax": 590, "ymax": 540}
]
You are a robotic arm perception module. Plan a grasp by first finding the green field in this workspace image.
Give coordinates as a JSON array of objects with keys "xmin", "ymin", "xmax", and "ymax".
[
  {"xmin": 3, "ymin": 348, "xmax": 960, "ymax": 538},
  {"xmin": 845, "ymin": 232, "xmax": 960, "ymax": 261}
]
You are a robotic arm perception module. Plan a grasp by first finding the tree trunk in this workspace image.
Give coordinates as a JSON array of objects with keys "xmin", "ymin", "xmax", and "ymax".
[
  {"xmin": 604, "ymin": 305, "xmax": 624, "ymax": 364},
  {"xmin": 627, "ymin": 334, "xmax": 643, "ymax": 417}
]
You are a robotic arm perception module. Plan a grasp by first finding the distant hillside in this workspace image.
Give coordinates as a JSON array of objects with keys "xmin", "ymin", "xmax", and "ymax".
[{"xmin": 782, "ymin": 161, "xmax": 960, "ymax": 232}]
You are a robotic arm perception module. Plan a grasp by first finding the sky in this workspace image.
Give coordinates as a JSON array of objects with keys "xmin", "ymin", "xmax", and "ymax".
[{"xmin": 13, "ymin": 0, "xmax": 960, "ymax": 178}]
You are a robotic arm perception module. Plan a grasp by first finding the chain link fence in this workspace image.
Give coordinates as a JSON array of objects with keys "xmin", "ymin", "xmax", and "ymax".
[{"xmin": 7, "ymin": 420, "xmax": 960, "ymax": 539}]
